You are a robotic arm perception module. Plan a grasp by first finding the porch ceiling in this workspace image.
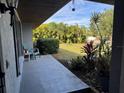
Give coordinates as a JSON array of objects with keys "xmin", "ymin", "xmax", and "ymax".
[
  {"xmin": 17, "ymin": 0, "xmax": 70, "ymax": 28},
  {"xmin": 17, "ymin": 0, "xmax": 114, "ymax": 28}
]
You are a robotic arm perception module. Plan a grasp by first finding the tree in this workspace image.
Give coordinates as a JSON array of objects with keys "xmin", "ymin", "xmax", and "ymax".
[
  {"xmin": 90, "ymin": 12, "xmax": 102, "ymax": 37},
  {"xmin": 90, "ymin": 9, "xmax": 113, "ymax": 37},
  {"xmin": 90, "ymin": 12, "xmax": 103, "ymax": 57},
  {"xmin": 33, "ymin": 9, "xmax": 113, "ymax": 45},
  {"xmin": 90, "ymin": 9, "xmax": 113, "ymax": 57}
]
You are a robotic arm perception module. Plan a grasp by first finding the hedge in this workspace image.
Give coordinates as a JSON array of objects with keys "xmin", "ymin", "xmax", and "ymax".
[{"xmin": 36, "ymin": 38, "xmax": 59, "ymax": 54}]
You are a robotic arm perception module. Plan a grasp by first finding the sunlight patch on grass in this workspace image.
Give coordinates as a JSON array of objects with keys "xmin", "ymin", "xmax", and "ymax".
[{"xmin": 52, "ymin": 43, "xmax": 83, "ymax": 60}]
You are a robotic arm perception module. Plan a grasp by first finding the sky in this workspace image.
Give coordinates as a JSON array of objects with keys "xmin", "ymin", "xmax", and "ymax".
[{"xmin": 44, "ymin": 0, "xmax": 114, "ymax": 27}]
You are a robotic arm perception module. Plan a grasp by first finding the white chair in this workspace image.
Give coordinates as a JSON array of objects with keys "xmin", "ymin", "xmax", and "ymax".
[
  {"xmin": 24, "ymin": 49, "xmax": 30, "ymax": 61},
  {"xmin": 28, "ymin": 48, "xmax": 40, "ymax": 60},
  {"xmin": 33, "ymin": 48, "xmax": 40, "ymax": 58}
]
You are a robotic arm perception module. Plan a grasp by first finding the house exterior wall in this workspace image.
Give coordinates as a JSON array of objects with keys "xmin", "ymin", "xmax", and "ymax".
[
  {"xmin": 22, "ymin": 23, "xmax": 33, "ymax": 50},
  {"xmin": 0, "ymin": 1, "xmax": 24, "ymax": 93}
]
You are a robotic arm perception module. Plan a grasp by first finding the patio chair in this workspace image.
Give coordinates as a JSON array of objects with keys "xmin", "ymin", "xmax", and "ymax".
[
  {"xmin": 28, "ymin": 48, "xmax": 40, "ymax": 60},
  {"xmin": 24, "ymin": 49, "xmax": 30, "ymax": 61},
  {"xmin": 33, "ymin": 48, "xmax": 40, "ymax": 59}
]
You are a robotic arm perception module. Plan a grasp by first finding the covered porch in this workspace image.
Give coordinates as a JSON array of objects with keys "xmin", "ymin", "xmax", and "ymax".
[
  {"xmin": 1, "ymin": 0, "xmax": 124, "ymax": 93},
  {"xmin": 18, "ymin": 0, "xmax": 124, "ymax": 93},
  {"xmin": 20, "ymin": 55, "xmax": 91, "ymax": 93}
]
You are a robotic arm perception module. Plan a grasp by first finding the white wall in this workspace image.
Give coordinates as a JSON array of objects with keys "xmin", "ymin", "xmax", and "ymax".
[
  {"xmin": 0, "ymin": 1, "xmax": 24, "ymax": 93},
  {"xmin": 22, "ymin": 23, "xmax": 33, "ymax": 49}
]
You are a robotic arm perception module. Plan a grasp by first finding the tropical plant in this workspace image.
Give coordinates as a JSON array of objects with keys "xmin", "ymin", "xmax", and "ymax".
[
  {"xmin": 82, "ymin": 41, "xmax": 98, "ymax": 72},
  {"xmin": 90, "ymin": 12, "xmax": 103, "ymax": 58},
  {"xmin": 82, "ymin": 41, "xmax": 97, "ymax": 62},
  {"xmin": 70, "ymin": 41, "xmax": 97, "ymax": 72},
  {"xmin": 97, "ymin": 42, "xmax": 112, "ymax": 76},
  {"xmin": 95, "ymin": 42, "xmax": 111, "ymax": 92},
  {"xmin": 90, "ymin": 12, "xmax": 101, "ymax": 34}
]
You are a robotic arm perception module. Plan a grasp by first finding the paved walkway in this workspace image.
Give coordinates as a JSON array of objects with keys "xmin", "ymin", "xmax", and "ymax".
[{"xmin": 20, "ymin": 55, "xmax": 89, "ymax": 93}]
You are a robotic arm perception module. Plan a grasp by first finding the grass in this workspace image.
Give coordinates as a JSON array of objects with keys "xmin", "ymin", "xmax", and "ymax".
[{"xmin": 52, "ymin": 43, "xmax": 83, "ymax": 61}]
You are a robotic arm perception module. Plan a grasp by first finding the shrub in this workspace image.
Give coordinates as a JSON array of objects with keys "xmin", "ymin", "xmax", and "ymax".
[
  {"xmin": 70, "ymin": 41, "xmax": 97, "ymax": 72},
  {"xmin": 70, "ymin": 56, "xmax": 85, "ymax": 71},
  {"xmin": 36, "ymin": 38, "xmax": 59, "ymax": 54},
  {"xmin": 96, "ymin": 43, "xmax": 111, "ymax": 77}
]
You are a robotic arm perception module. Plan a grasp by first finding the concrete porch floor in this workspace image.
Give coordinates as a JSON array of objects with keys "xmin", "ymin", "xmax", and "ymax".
[{"xmin": 20, "ymin": 55, "xmax": 90, "ymax": 93}]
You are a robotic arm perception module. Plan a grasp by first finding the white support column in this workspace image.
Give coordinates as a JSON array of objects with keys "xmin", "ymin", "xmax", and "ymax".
[
  {"xmin": 22, "ymin": 23, "xmax": 33, "ymax": 49},
  {"xmin": 110, "ymin": 0, "xmax": 124, "ymax": 93}
]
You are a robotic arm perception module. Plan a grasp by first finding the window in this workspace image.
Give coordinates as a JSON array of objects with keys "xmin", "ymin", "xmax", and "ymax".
[{"xmin": 13, "ymin": 14, "xmax": 23, "ymax": 77}]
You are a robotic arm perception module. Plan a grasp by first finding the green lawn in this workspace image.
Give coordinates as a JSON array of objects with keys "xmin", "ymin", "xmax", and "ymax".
[{"xmin": 52, "ymin": 43, "xmax": 83, "ymax": 60}]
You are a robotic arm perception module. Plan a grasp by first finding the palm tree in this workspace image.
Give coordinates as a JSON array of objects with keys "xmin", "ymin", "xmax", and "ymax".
[
  {"xmin": 90, "ymin": 12, "xmax": 103, "ymax": 57},
  {"xmin": 90, "ymin": 12, "xmax": 101, "ymax": 36}
]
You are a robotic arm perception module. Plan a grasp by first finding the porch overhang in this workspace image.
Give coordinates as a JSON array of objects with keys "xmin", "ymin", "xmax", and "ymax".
[
  {"xmin": 17, "ymin": 0, "xmax": 70, "ymax": 28},
  {"xmin": 17, "ymin": 0, "xmax": 114, "ymax": 28}
]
